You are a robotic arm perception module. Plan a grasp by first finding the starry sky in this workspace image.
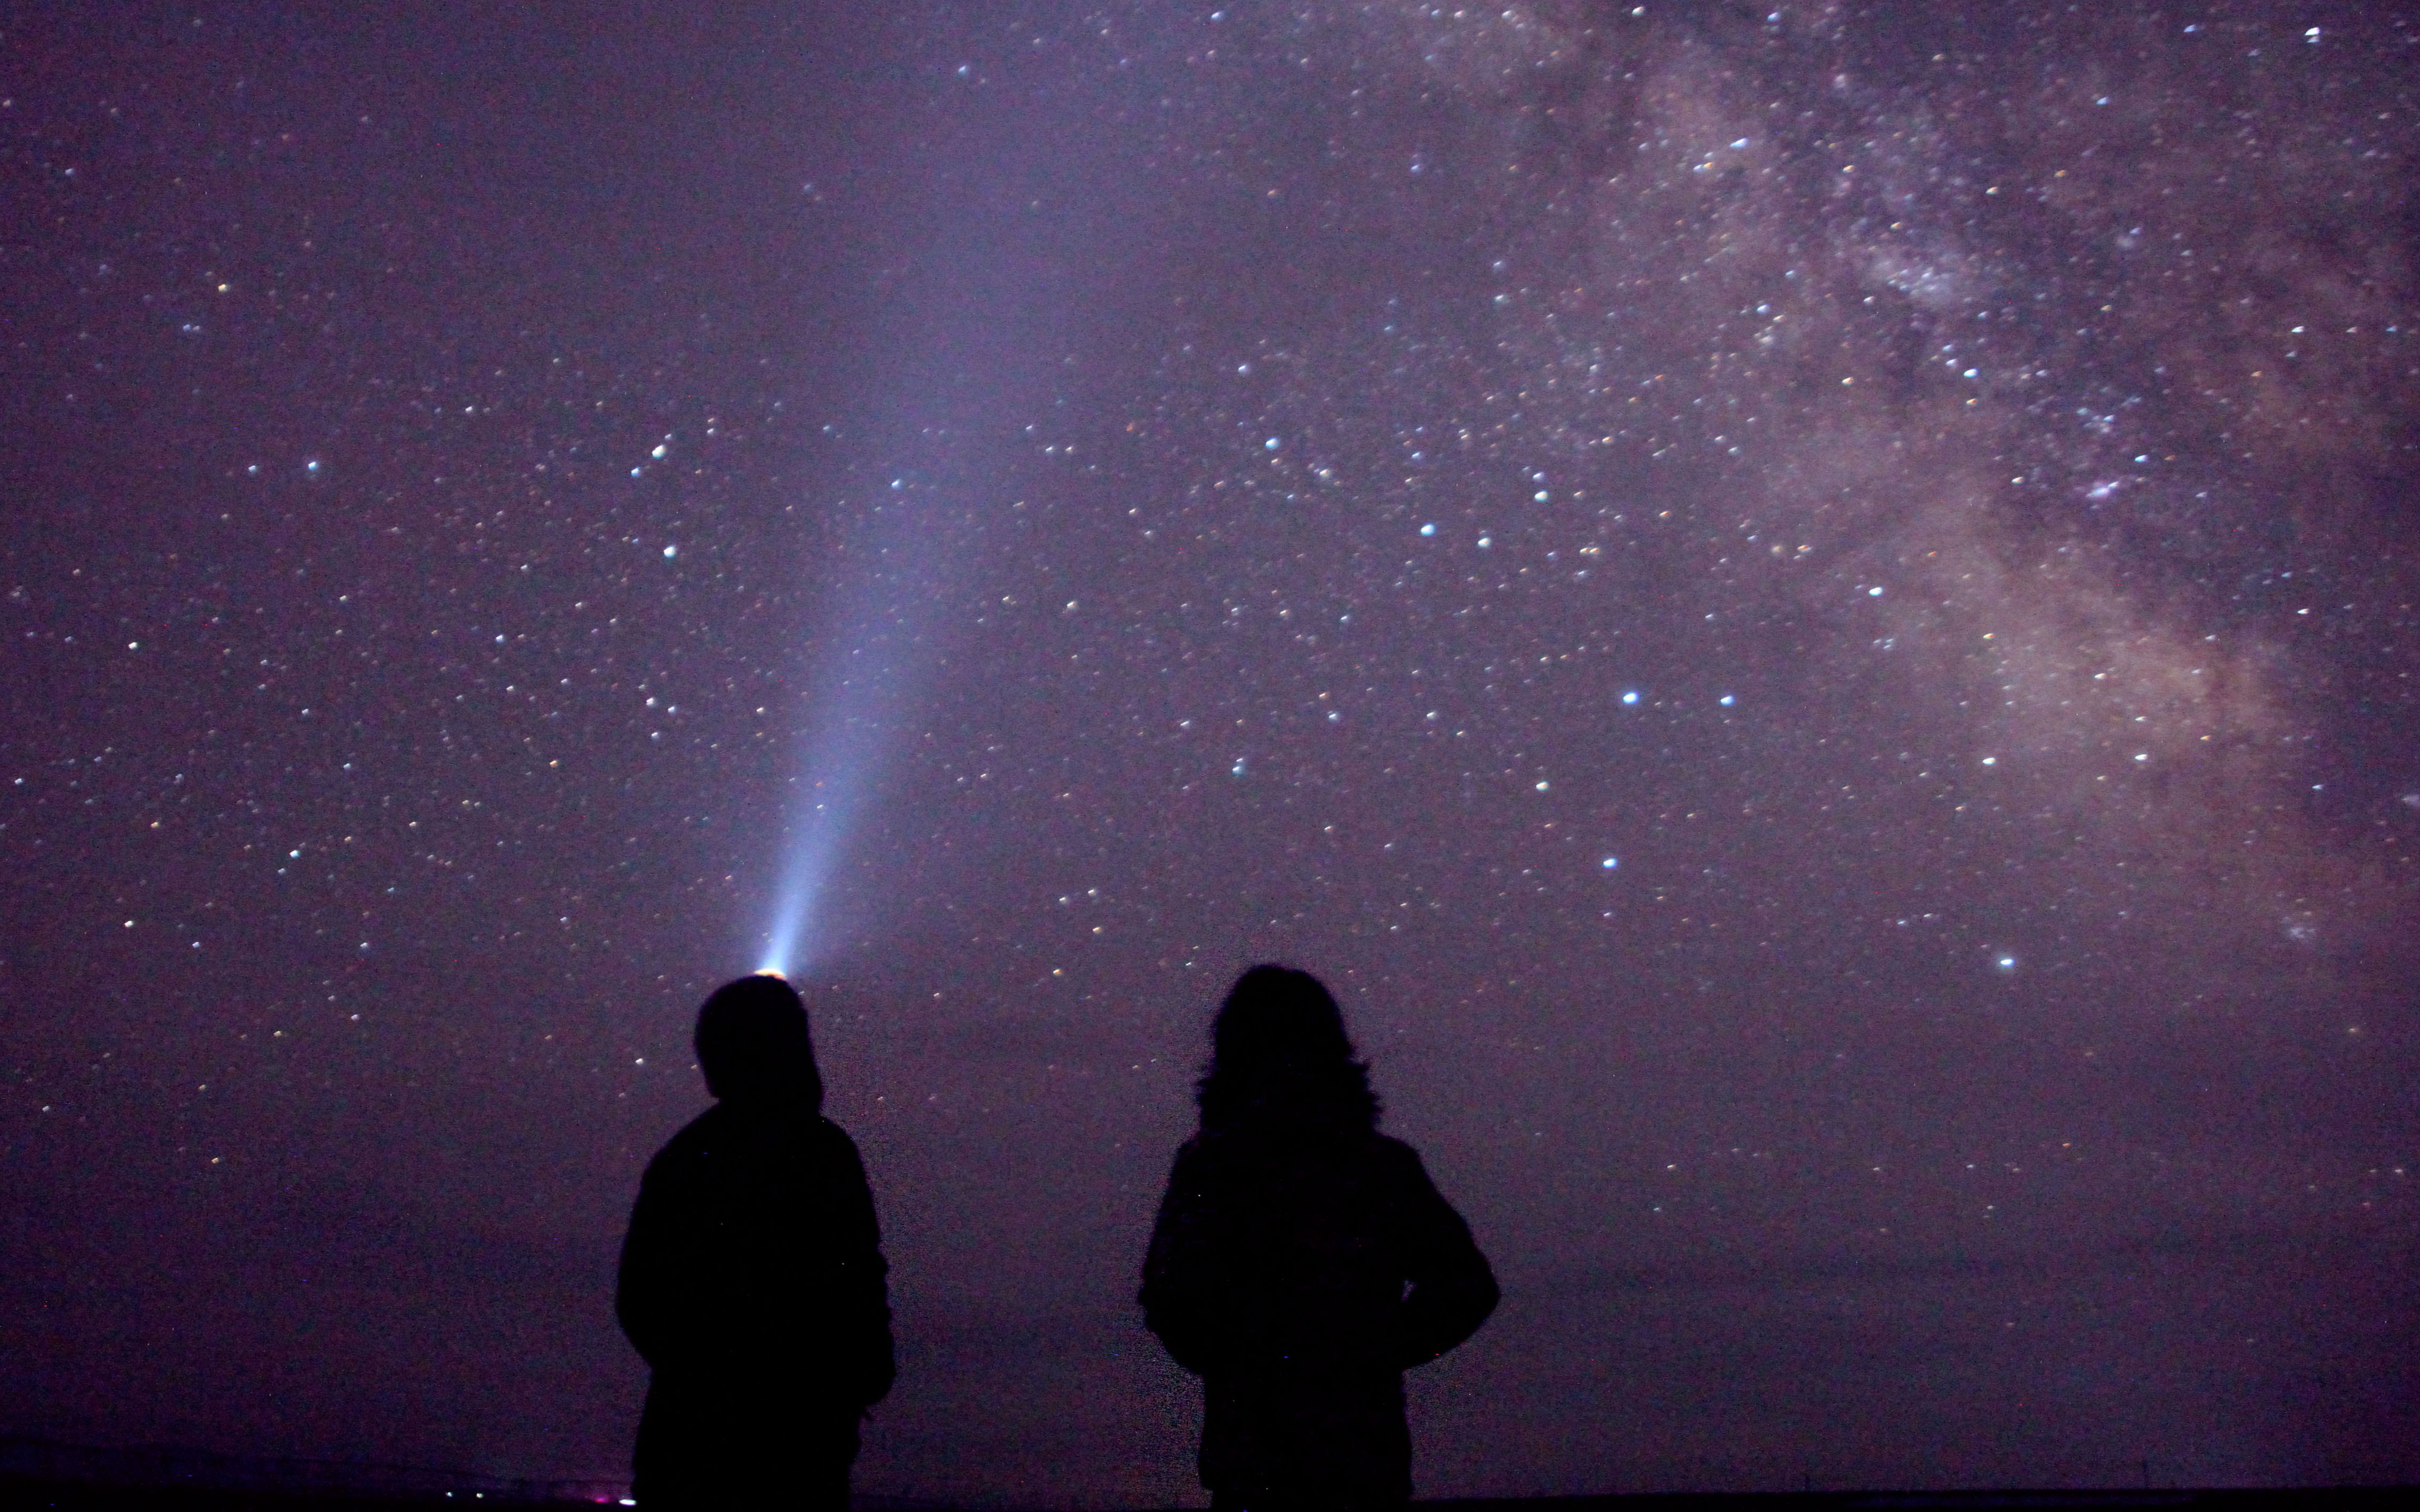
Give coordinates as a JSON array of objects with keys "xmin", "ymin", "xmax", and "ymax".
[{"xmin": 6, "ymin": 3, "xmax": 2419, "ymax": 1505}]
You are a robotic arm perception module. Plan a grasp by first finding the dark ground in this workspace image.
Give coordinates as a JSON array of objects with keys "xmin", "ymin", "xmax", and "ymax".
[
  {"xmin": 4, "ymin": 1436, "xmax": 2413, "ymax": 1512},
  {"xmin": 6, "ymin": 1478, "xmax": 2420, "ymax": 1512}
]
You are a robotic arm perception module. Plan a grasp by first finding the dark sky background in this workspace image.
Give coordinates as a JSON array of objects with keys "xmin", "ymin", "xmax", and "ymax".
[{"xmin": 6, "ymin": 2, "xmax": 2419, "ymax": 1505}]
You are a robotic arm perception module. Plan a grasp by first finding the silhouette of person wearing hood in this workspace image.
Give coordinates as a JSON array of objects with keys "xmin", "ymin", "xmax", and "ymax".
[
  {"xmin": 1141, "ymin": 965, "xmax": 1498, "ymax": 1511},
  {"xmin": 617, "ymin": 973, "xmax": 894, "ymax": 1510}
]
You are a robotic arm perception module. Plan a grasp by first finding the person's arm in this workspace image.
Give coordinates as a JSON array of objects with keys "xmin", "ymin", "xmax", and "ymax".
[
  {"xmin": 827, "ymin": 1125, "xmax": 896, "ymax": 1410},
  {"xmin": 1139, "ymin": 1143, "xmax": 1221, "ymax": 1376},
  {"xmin": 1392, "ymin": 1143, "xmax": 1499, "ymax": 1368},
  {"xmin": 616, "ymin": 1159, "xmax": 677, "ymax": 1370}
]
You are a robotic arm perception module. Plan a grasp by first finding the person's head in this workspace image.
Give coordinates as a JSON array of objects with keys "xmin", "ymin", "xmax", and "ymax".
[
  {"xmin": 1197, "ymin": 963, "xmax": 1377, "ymax": 1131},
  {"xmin": 694, "ymin": 972, "xmax": 824, "ymax": 1110}
]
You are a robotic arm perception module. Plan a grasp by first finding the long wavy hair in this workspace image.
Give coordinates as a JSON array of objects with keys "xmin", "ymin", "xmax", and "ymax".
[
  {"xmin": 694, "ymin": 973, "xmax": 825, "ymax": 1112},
  {"xmin": 1196, "ymin": 964, "xmax": 1378, "ymax": 1133}
]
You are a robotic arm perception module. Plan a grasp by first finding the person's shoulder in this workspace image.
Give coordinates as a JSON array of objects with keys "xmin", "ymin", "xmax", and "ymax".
[
  {"xmin": 1368, "ymin": 1132, "xmax": 1434, "ymax": 1179},
  {"xmin": 808, "ymin": 1113, "xmax": 874, "ymax": 1165},
  {"xmin": 1162, "ymin": 1131, "xmax": 1216, "ymax": 1179},
  {"xmin": 642, "ymin": 1103, "xmax": 729, "ymax": 1174}
]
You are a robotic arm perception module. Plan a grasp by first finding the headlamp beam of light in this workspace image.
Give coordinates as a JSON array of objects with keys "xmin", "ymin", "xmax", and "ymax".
[{"xmin": 757, "ymin": 779, "xmax": 857, "ymax": 980}]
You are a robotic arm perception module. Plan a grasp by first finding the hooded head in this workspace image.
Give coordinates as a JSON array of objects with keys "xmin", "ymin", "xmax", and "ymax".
[
  {"xmin": 694, "ymin": 972, "xmax": 824, "ymax": 1111},
  {"xmin": 1196, "ymin": 964, "xmax": 1378, "ymax": 1132}
]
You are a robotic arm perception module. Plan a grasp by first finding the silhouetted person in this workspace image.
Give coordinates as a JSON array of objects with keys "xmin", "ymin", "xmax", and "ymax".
[
  {"xmin": 1141, "ymin": 965, "xmax": 1498, "ymax": 1511},
  {"xmin": 617, "ymin": 973, "xmax": 894, "ymax": 1510}
]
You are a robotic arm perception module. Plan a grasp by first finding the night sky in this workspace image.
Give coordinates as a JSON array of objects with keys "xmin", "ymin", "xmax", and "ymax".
[{"xmin": 7, "ymin": 3, "xmax": 2420, "ymax": 1505}]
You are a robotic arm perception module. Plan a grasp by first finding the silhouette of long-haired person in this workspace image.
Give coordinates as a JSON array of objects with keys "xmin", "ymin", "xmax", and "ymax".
[
  {"xmin": 1141, "ymin": 965, "xmax": 1498, "ymax": 1511},
  {"xmin": 616, "ymin": 973, "xmax": 894, "ymax": 1510}
]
